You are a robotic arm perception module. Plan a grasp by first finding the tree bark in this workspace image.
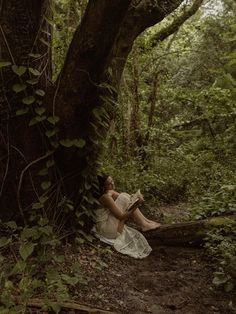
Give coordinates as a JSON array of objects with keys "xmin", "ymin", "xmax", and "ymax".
[
  {"xmin": 0, "ymin": 0, "xmax": 52, "ymax": 220},
  {"xmin": 149, "ymin": 0, "xmax": 204, "ymax": 47},
  {"xmin": 145, "ymin": 215, "xmax": 236, "ymax": 247},
  {"xmin": 52, "ymin": 0, "xmax": 132, "ymax": 203}
]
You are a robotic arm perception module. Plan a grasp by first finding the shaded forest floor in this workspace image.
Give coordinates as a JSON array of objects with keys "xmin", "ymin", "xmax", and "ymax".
[
  {"xmin": 61, "ymin": 203, "xmax": 235, "ymax": 314},
  {"xmin": 3, "ymin": 203, "xmax": 235, "ymax": 313}
]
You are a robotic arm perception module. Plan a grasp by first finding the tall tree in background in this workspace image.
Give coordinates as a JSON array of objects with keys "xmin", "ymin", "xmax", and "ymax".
[{"xmin": 0, "ymin": 0, "xmax": 204, "ymax": 224}]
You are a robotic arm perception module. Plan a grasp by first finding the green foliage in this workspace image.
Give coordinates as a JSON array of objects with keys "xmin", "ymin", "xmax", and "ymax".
[
  {"xmin": 205, "ymin": 221, "xmax": 236, "ymax": 292},
  {"xmin": 0, "ymin": 219, "xmax": 86, "ymax": 313}
]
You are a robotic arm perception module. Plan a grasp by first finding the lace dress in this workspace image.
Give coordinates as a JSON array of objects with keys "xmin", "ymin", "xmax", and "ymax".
[{"xmin": 92, "ymin": 192, "xmax": 152, "ymax": 259}]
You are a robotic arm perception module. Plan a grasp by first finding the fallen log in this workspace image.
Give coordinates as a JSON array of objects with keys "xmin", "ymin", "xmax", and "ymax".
[{"xmin": 145, "ymin": 215, "xmax": 236, "ymax": 247}]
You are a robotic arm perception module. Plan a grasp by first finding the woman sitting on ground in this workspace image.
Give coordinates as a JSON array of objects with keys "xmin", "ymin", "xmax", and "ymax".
[{"xmin": 92, "ymin": 173, "xmax": 161, "ymax": 259}]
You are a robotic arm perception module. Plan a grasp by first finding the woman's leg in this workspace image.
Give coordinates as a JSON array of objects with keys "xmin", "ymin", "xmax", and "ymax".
[{"xmin": 130, "ymin": 208, "xmax": 161, "ymax": 231}]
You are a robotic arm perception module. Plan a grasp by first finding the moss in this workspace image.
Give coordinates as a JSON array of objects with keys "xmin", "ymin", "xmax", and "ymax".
[{"xmin": 206, "ymin": 217, "xmax": 236, "ymax": 227}]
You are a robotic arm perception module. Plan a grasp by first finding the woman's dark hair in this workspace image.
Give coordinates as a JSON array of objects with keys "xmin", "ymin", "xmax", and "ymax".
[{"xmin": 93, "ymin": 172, "xmax": 109, "ymax": 199}]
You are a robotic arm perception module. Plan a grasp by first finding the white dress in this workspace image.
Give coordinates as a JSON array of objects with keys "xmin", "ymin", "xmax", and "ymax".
[{"xmin": 92, "ymin": 192, "xmax": 152, "ymax": 259}]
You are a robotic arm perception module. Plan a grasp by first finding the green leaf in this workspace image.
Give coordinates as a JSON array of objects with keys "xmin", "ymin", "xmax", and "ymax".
[
  {"xmin": 41, "ymin": 181, "xmax": 51, "ymax": 190},
  {"xmin": 47, "ymin": 116, "xmax": 60, "ymax": 125},
  {"xmin": 29, "ymin": 115, "xmax": 46, "ymax": 126},
  {"xmin": 32, "ymin": 202, "xmax": 44, "ymax": 209},
  {"xmin": 0, "ymin": 236, "xmax": 11, "ymax": 248},
  {"xmin": 35, "ymin": 107, "xmax": 46, "ymax": 115},
  {"xmin": 22, "ymin": 96, "xmax": 35, "ymax": 105},
  {"xmin": 26, "ymin": 78, "xmax": 38, "ymax": 85},
  {"xmin": 12, "ymin": 83, "xmax": 27, "ymax": 93},
  {"xmin": 21, "ymin": 227, "xmax": 39, "ymax": 240},
  {"xmin": 39, "ymin": 225, "xmax": 53, "ymax": 236},
  {"xmin": 74, "ymin": 138, "xmax": 86, "ymax": 148},
  {"xmin": 38, "ymin": 195, "xmax": 49, "ymax": 204},
  {"xmin": 19, "ymin": 242, "xmax": 35, "ymax": 261},
  {"xmin": 0, "ymin": 61, "xmax": 11, "ymax": 68},
  {"xmin": 35, "ymin": 89, "xmax": 45, "ymax": 96},
  {"xmin": 59, "ymin": 138, "xmax": 86, "ymax": 148},
  {"xmin": 38, "ymin": 168, "xmax": 48, "ymax": 176},
  {"xmin": 5, "ymin": 221, "xmax": 17, "ymax": 230},
  {"xmin": 28, "ymin": 53, "xmax": 42, "ymax": 58},
  {"xmin": 45, "ymin": 128, "xmax": 58, "ymax": 138},
  {"xmin": 29, "ymin": 68, "xmax": 41, "ymax": 76},
  {"xmin": 60, "ymin": 139, "xmax": 74, "ymax": 147},
  {"xmin": 61, "ymin": 274, "xmax": 79, "ymax": 286},
  {"xmin": 11, "ymin": 65, "xmax": 27, "ymax": 76},
  {"xmin": 10, "ymin": 260, "xmax": 26, "ymax": 275},
  {"xmin": 16, "ymin": 108, "xmax": 29, "ymax": 116}
]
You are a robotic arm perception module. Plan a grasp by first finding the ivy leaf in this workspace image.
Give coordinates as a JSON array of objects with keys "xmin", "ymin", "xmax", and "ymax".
[
  {"xmin": 29, "ymin": 115, "xmax": 46, "ymax": 126},
  {"xmin": 19, "ymin": 242, "xmax": 35, "ymax": 261},
  {"xmin": 38, "ymin": 196, "xmax": 49, "ymax": 204},
  {"xmin": 12, "ymin": 83, "xmax": 27, "ymax": 93},
  {"xmin": 45, "ymin": 128, "xmax": 58, "ymax": 138},
  {"xmin": 74, "ymin": 138, "xmax": 86, "ymax": 148},
  {"xmin": 35, "ymin": 89, "xmax": 45, "ymax": 96},
  {"xmin": 59, "ymin": 139, "xmax": 74, "ymax": 147},
  {"xmin": 26, "ymin": 78, "xmax": 38, "ymax": 85},
  {"xmin": 47, "ymin": 116, "xmax": 60, "ymax": 125},
  {"xmin": 28, "ymin": 53, "xmax": 42, "ymax": 58},
  {"xmin": 0, "ymin": 61, "xmax": 11, "ymax": 68},
  {"xmin": 22, "ymin": 96, "xmax": 35, "ymax": 105},
  {"xmin": 38, "ymin": 168, "xmax": 48, "ymax": 176},
  {"xmin": 35, "ymin": 107, "xmax": 46, "ymax": 115},
  {"xmin": 16, "ymin": 108, "xmax": 29, "ymax": 116},
  {"xmin": 32, "ymin": 202, "xmax": 44, "ymax": 209},
  {"xmin": 29, "ymin": 68, "xmax": 41, "ymax": 76},
  {"xmin": 41, "ymin": 181, "xmax": 51, "ymax": 190},
  {"xmin": 11, "ymin": 65, "xmax": 27, "ymax": 76}
]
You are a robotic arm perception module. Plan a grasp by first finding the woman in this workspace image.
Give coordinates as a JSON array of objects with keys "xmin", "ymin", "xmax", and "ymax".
[{"xmin": 92, "ymin": 173, "xmax": 161, "ymax": 259}]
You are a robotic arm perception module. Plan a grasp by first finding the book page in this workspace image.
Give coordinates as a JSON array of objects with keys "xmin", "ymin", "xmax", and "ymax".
[{"xmin": 126, "ymin": 189, "xmax": 142, "ymax": 211}]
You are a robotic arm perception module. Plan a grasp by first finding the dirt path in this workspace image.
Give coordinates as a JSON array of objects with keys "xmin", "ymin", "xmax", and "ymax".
[
  {"xmin": 72, "ymin": 203, "xmax": 235, "ymax": 313},
  {"xmin": 75, "ymin": 242, "xmax": 235, "ymax": 314}
]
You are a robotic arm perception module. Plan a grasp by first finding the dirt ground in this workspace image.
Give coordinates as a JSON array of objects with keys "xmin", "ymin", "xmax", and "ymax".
[{"xmin": 69, "ymin": 203, "xmax": 235, "ymax": 314}]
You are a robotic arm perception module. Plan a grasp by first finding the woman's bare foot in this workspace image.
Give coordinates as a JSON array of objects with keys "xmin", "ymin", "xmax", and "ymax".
[{"xmin": 140, "ymin": 221, "xmax": 161, "ymax": 232}]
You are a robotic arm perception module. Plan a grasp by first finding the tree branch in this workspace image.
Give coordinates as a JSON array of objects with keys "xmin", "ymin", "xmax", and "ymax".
[{"xmin": 149, "ymin": 0, "xmax": 204, "ymax": 47}]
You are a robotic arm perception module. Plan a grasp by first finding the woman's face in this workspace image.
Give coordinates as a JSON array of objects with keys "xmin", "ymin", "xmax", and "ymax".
[{"xmin": 104, "ymin": 176, "xmax": 115, "ymax": 190}]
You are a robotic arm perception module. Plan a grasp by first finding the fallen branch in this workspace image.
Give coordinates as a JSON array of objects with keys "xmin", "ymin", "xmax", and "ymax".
[{"xmin": 13, "ymin": 297, "xmax": 118, "ymax": 314}]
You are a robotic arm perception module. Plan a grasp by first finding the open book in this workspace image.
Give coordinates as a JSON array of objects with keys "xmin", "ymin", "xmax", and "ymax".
[{"xmin": 126, "ymin": 189, "xmax": 143, "ymax": 212}]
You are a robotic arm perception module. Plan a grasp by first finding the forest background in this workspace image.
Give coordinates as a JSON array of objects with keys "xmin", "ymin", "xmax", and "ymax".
[{"xmin": 0, "ymin": 0, "xmax": 235, "ymax": 312}]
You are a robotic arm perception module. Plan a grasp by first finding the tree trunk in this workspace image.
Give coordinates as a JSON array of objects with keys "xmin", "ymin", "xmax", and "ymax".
[
  {"xmin": 0, "ymin": 0, "xmax": 52, "ymax": 221},
  {"xmin": 1, "ymin": 0, "xmax": 193, "ymax": 224},
  {"xmin": 52, "ymin": 0, "xmax": 132, "ymax": 205}
]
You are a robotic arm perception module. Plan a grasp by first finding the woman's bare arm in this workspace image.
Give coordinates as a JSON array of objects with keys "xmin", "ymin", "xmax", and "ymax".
[{"xmin": 99, "ymin": 194, "xmax": 138, "ymax": 220}]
